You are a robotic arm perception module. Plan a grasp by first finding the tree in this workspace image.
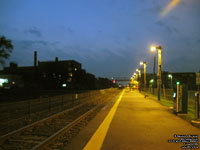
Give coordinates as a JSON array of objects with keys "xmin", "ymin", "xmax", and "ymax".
[{"xmin": 0, "ymin": 36, "xmax": 13, "ymax": 65}]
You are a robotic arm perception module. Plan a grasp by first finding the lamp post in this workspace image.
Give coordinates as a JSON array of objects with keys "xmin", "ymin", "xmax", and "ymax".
[
  {"xmin": 136, "ymin": 69, "xmax": 142, "ymax": 79},
  {"xmin": 168, "ymin": 74, "xmax": 173, "ymax": 93},
  {"xmin": 133, "ymin": 72, "xmax": 138, "ymax": 80},
  {"xmin": 153, "ymin": 56, "xmax": 156, "ymax": 95},
  {"xmin": 136, "ymin": 68, "xmax": 142, "ymax": 91},
  {"xmin": 151, "ymin": 45, "xmax": 162, "ymax": 100},
  {"xmin": 140, "ymin": 61, "xmax": 147, "ymax": 93}
]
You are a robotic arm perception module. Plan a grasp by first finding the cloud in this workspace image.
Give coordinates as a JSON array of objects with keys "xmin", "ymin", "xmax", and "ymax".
[
  {"xmin": 146, "ymin": 5, "xmax": 163, "ymax": 14},
  {"xmin": 67, "ymin": 27, "xmax": 74, "ymax": 35},
  {"xmin": 20, "ymin": 40, "xmax": 48, "ymax": 47},
  {"xmin": 24, "ymin": 27, "xmax": 42, "ymax": 37},
  {"xmin": 156, "ymin": 20, "xmax": 179, "ymax": 34}
]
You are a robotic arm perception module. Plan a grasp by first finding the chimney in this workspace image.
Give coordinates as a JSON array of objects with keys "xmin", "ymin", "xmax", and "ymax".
[
  {"xmin": 55, "ymin": 57, "xmax": 58, "ymax": 62},
  {"xmin": 34, "ymin": 51, "xmax": 37, "ymax": 67}
]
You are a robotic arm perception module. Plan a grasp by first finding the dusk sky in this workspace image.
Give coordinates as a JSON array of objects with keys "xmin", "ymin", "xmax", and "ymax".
[{"xmin": 0, "ymin": 0, "xmax": 200, "ymax": 78}]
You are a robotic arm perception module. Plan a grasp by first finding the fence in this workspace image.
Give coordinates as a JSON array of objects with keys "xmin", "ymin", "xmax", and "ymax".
[
  {"xmin": 0, "ymin": 88, "xmax": 119, "ymax": 136},
  {"xmin": 146, "ymin": 87, "xmax": 196, "ymax": 105}
]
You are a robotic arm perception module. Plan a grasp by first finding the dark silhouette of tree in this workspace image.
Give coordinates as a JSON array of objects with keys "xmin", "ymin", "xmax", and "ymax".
[{"xmin": 0, "ymin": 36, "xmax": 13, "ymax": 65}]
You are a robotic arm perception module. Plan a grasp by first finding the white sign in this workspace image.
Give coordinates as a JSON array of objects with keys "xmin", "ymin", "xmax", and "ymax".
[{"xmin": 196, "ymin": 73, "xmax": 200, "ymax": 85}]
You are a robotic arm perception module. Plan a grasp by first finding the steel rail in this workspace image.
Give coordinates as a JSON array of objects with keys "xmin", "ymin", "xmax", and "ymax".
[
  {"xmin": 0, "ymin": 102, "xmax": 87, "ymax": 141},
  {"xmin": 31, "ymin": 104, "xmax": 99, "ymax": 150}
]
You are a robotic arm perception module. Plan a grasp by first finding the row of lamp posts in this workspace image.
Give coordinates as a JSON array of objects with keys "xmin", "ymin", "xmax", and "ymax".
[{"xmin": 133, "ymin": 45, "xmax": 163, "ymax": 101}]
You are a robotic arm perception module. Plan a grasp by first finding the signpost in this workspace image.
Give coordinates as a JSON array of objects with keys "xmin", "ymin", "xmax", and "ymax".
[{"xmin": 173, "ymin": 82, "xmax": 188, "ymax": 114}]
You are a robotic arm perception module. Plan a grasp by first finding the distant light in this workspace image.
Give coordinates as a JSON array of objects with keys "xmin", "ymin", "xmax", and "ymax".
[
  {"xmin": 12, "ymin": 81, "xmax": 15, "ymax": 85},
  {"xmin": 150, "ymin": 79, "xmax": 154, "ymax": 83},
  {"xmin": 136, "ymin": 69, "xmax": 139, "ymax": 72},
  {"xmin": 74, "ymin": 68, "xmax": 77, "ymax": 71},
  {"xmin": 140, "ymin": 61, "xmax": 144, "ymax": 65},
  {"xmin": 62, "ymin": 84, "xmax": 67, "ymax": 87},
  {"xmin": 134, "ymin": 73, "xmax": 136, "ymax": 75},
  {"xmin": 173, "ymin": 92, "xmax": 176, "ymax": 98},
  {"xmin": 176, "ymin": 81, "xmax": 180, "ymax": 85},
  {"xmin": 113, "ymin": 80, "xmax": 116, "ymax": 84},
  {"xmin": 168, "ymin": 74, "xmax": 172, "ymax": 78}
]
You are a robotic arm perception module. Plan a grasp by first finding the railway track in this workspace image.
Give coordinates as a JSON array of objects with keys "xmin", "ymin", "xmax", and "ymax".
[{"xmin": 0, "ymin": 91, "xmax": 119, "ymax": 150}]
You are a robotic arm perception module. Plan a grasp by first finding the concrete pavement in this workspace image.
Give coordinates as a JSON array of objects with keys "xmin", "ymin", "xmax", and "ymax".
[{"xmin": 65, "ymin": 89, "xmax": 200, "ymax": 150}]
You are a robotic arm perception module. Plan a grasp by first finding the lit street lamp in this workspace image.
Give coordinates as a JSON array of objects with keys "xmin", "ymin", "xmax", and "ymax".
[
  {"xmin": 133, "ymin": 72, "xmax": 138, "ymax": 80},
  {"xmin": 168, "ymin": 74, "xmax": 173, "ymax": 91},
  {"xmin": 136, "ymin": 68, "xmax": 142, "ymax": 91},
  {"xmin": 140, "ymin": 61, "xmax": 147, "ymax": 92},
  {"xmin": 136, "ymin": 69, "xmax": 141, "ymax": 79},
  {"xmin": 150, "ymin": 45, "xmax": 162, "ymax": 100}
]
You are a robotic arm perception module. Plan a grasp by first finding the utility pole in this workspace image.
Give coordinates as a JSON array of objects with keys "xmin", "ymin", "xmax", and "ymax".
[
  {"xmin": 153, "ymin": 56, "xmax": 156, "ymax": 95},
  {"xmin": 144, "ymin": 62, "xmax": 147, "ymax": 93},
  {"xmin": 140, "ymin": 61, "xmax": 147, "ymax": 93}
]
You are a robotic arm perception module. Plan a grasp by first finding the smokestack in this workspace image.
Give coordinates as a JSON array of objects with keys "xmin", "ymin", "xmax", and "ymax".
[
  {"xmin": 55, "ymin": 57, "xmax": 58, "ymax": 62},
  {"xmin": 34, "ymin": 51, "xmax": 37, "ymax": 67}
]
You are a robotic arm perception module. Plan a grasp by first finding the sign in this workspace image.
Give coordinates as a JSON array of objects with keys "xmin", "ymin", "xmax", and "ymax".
[{"xmin": 196, "ymin": 73, "xmax": 200, "ymax": 85}]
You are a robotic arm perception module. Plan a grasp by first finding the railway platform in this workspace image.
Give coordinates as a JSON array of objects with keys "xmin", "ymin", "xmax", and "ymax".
[{"xmin": 65, "ymin": 89, "xmax": 200, "ymax": 150}]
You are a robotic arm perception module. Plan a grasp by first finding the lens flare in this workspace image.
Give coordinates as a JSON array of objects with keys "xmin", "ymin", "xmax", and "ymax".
[{"xmin": 161, "ymin": 0, "xmax": 180, "ymax": 17}]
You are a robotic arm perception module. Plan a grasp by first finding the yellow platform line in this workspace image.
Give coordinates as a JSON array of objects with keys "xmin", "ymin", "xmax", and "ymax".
[{"xmin": 83, "ymin": 89, "xmax": 125, "ymax": 150}]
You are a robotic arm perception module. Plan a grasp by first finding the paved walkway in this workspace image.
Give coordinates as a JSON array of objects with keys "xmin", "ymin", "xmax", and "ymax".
[{"xmin": 66, "ymin": 89, "xmax": 200, "ymax": 150}]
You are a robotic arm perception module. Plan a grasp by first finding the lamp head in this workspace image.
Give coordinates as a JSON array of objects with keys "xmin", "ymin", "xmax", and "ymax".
[
  {"xmin": 150, "ymin": 46, "xmax": 156, "ymax": 52},
  {"xmin": 168, "ymin": 74, "xmax": 172, "ymax": 78}
]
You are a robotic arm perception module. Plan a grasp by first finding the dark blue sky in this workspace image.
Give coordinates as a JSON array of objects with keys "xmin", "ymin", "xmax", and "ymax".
[{"xmin": 0, "ymin": 0, "xmax": 200, "ymax": 78}]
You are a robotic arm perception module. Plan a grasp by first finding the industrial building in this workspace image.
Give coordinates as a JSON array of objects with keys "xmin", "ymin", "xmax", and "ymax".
[{"xmin": 0, "ymin": 51, "xmax": 82, "ymax": 89}]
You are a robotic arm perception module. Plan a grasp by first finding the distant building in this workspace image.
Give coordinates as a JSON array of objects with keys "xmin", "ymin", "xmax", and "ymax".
[
  {"xmin": 0, "ymin": 74, "xmax": 24, "ymax": 89},
  {"xmin": 0, "ymin": 52, "xmax": 82, "ymax": 89},
  {"xmin": 38, "ymin": 57, "xmax": 81, "ymax": 78},
  {"xmin": 37, "ymin": 58, "xmax": 82, "ymax": 89}
]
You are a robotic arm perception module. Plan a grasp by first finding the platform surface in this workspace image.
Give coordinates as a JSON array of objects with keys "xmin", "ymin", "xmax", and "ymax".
[{"xmin": 65, "ymin": 89, "xmax": 200, "ymax": 150}]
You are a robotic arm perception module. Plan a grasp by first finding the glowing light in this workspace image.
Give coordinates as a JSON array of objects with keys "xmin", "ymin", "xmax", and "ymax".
[
  {"xmin": 150, "ymin": 79, "xmax": 154, "ymax": 83},
  {"xmin": 161, "ymin": 0, "xmax": 180, "ymax": 17},
  {"xmin": 168, "ymin": 74, "xmax": 172, "ymax": 78},
  {"xmin": 62, "ymin": 84, "xmax": 67, "ymax": 87},
  {"xmin": 150, "ymin": 46, "xmax": 156, "ymax": 52},
  {"xmin": 140, "ymin": 61, "xmax": 144, "ymax": 65}
]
